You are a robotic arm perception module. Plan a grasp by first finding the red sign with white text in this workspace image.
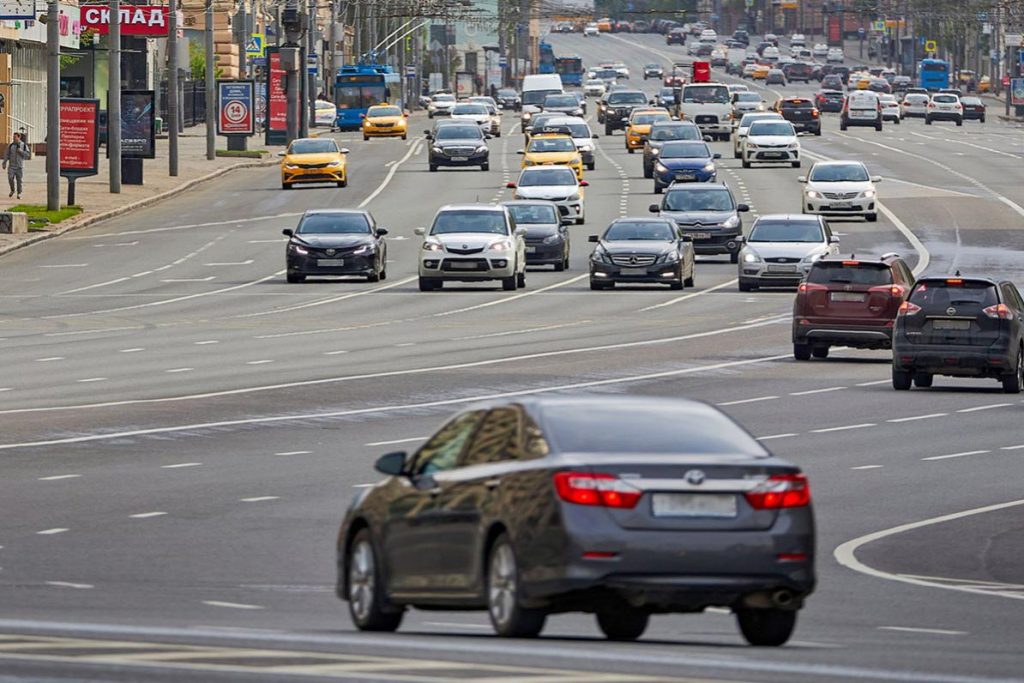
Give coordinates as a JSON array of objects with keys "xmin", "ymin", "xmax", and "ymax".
[
  {"xmin": 268, "ymin": 51, "xmax": 287, "ymax": 133},
  {"xmin": 81, "ymin": 5, "xmax": 169, "ymax": 36},
  {"xmin": 59, "ymin": 99, "xmax": 100, "ymax": 176}
]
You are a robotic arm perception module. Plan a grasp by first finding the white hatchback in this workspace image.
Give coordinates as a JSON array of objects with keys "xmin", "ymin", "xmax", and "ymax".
[
  {"xmin": 508, "ymin": 166, "xmax": 588, "ymax": 224},
  {"xmin": 879, "ymin": 94, "xmax": 901, "ymax": 123},
  {"xmin": 798, "ymin": 160, "xmax": 882, "ymax": 222},
  {"xmin": 742, "ymin": 119, "xmax": 800, "ymax": 168},
  {"xmin": 901, "ymin": 93, "xmax": 929, "ymax": 118}
]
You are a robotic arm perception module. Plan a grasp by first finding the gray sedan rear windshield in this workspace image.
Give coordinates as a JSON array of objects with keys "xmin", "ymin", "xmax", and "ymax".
[{"xmin": 543, "ymin": 405, "xmax": 768, "ymax": 456}]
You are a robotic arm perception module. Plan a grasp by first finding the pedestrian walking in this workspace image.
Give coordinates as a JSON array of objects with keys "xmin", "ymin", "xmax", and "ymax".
[{"xmin": 3, "ymin": 132, "xmax": 30, "ymax": 199}]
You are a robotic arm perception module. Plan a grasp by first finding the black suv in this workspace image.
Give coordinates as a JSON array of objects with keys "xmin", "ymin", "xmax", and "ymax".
[
  {"xmin": 776, "ymin": 97, "xmax": 822, "ymax": 135},
  {"xmin": 792, "ymin": 254, "xmax": 914, "ymax": 360},
  {"xmin": 603, "ymin": 90, "xmax": 650, "ymax": 135},
  {"xmin": 892, "ymin": 276, "xmax": 1024, "ymax": 392}
]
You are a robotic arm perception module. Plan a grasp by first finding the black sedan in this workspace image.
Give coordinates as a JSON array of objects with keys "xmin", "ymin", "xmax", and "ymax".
[
  {"xmin": 502, "ymin": 200, "xmax": 572, "ymax": 270},
  {"xmin": 283, "ymin": 209, "xmax": 387, "ymax": 283},
  {"xmin": 425, "ymin": 123, "xmax": 490, "ymax": 172},
  {"xmin": 337, "ymin": 395, "xmax": 816, "ymax": 645},
  {"xmin": 589, "ymin": 218, "xmax": 696, "ymax": 290}
]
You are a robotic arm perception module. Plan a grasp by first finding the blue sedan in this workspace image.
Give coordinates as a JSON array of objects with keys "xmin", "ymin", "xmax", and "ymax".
[{"xmin": 653, "ymin": 141, "xmax": 721, "ymax": 193}]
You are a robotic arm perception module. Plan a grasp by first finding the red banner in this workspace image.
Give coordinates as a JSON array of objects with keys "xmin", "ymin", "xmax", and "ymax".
[
  {"xmin": 81, "ymin": 5, "xmax": 169, "ymax": 36},
  {"xmin": 827, "ymin": 16, "xmax": 841, "ymax": 44},
  {"xmin": 268, "ymin": 51, "xmax": 287, "ymax": 133},
  {"xmin": 59, "ymin": 99, "xmax": 100, "ymax": 176}
]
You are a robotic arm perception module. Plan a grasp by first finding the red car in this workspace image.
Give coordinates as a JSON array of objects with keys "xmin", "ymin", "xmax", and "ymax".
[{"xmin": 792, "ymin": 253, "xmax": 915, "ymax": 360}]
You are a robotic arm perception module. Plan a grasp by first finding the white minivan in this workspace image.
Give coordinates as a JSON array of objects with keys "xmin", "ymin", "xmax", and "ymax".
[{"xmin": 520, "ymin": 74, "xmax": 564, "ymax": 127}]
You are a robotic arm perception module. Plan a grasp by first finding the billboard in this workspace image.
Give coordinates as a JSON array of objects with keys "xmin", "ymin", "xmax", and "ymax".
[
  {"xmin": 120, "ymin": 90, "xmax": 156, "ymax": 159},
  {"xmin": 265, "ymin": 47, "xmax": 288, "ymax": 145},
  {"xmin": 0, "ymin": 0, "xmax": 36, "ymax": 20},
  {"xmin": 59, "ymin": 98, "xmax": 100, "ymax": 177},
  {"xmin": 217, "ymin": 80, "xmax": 255, "ymax": 135},
  {"xmin": 1011, "ymin": 78, "xmax": 1024, "ymax": 107},
  {"xmin": 81, "ymin": 4, "xmax": 169, "ymax": 36}
]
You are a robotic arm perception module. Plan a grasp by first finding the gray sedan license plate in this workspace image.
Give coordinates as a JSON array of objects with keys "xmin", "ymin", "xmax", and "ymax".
[
  {"xmin": 450, "ymin": 156, "xmax": 469, "ymax": 162},
  {"xmin": 652, "ymin": 493, "xmax": 737, "ymax": 518},
  {"xmin": 830, "ymin": 201, "xmax": 852, "ymax": 208},
  {"xmin": 620, "ymin": 267, "xmax": 648, "ymax": 275},
  {"xmin": 768, "ymin": 265, "xmax": 798, "ymax": 273},
  {"xmin": 317, "ymin": 259, "xmax": 345, "ymax": 266}
]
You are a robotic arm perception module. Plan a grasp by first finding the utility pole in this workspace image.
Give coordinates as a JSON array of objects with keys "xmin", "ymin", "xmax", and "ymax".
[
  {"xmin": 306, "ymin": 0, "xmax": 316, "ymax": 130},
  {"xmin": 205, "ymin": 0, "xmax": 216, "ymax": 160},
  {"xmin": 168, "ymin": 0, "xmax": 179, "ymax": 176},
  {"xmin": 45, "ymin": 0, "xmax": 59, "ymax": 210},
  {"xmin": 109, "ymin": 0, "xmax": 121, "ymax": 193},
  {"xmin": 329, "ymin": 0, "xmax": 338, "ymax": 99}
]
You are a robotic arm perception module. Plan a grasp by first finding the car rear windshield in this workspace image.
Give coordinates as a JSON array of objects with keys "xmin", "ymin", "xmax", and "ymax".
[
  {"xmin": 909, "ymin": 281, "xmax": 998, "ymax": 311},
  {"xmin": 435, "ymin": 126, "xmax": 483, "ymax": 140},
  {"xmin": 518, "ymin": 168, "xmax": 577, "ymax": 186},
  {"xmin": 807, "ymin": 262, "xmax": 892, "ymax": 285},
  {"xmin": 663, "ymin": 188, "xmax": 734, "ymax": 212},
  {"xmin": 748, "ymin": 121, "xmax": 794, "ymax": 136},
  {"xmin": 749, "ymin": 220, "xmax": 823, "ymax": 243},
  {"xmin": 431, "ymin": 211, "xmax": 507, "ymax": 235},
  {"xmin": 542, "ymin": 405, "xmax": 768, "ymax": 456},
  {"xmin": 659, "ymin": 141, "xmax": 711, "ymax": 159},
  {"xmin": 544, "ymin": 95, "xmax": 577, "ymax": 108},
  {"xmin": 932, "ymin": 95, "xmax": 958, "ymax": 104},
  {"xmin": 604, "ymin": 220, "xmax": 676, "ymax": 241},
  {"xmin": 297, "ymin": 213, "xmax": 369, "ymax": 234},
  {"xmin": 650, "ymin": 124, "xmax": 700, "ymax": 141},
  {"xmin": 453, "ymin": 104, "xmax": 487, "ymax": 115},
  {"xmin": 608, "ymin": 92, "xmax": 648, "ymax": 105},
  {"xmin": 522, "ymin": 89, "xmax": 561, "ymax": 106},
  {"xmin": 506, "ymin": 204, "xmax": 558, "ymax": 224},
  {"xmin": 735, "ymin": 92, "xmax": 761, "ymax": 102}
]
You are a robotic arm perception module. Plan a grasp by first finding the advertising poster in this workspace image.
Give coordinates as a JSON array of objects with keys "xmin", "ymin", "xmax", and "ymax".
[
  {"xmin": 265, "ymin": 47, "xmax": 288, "ymax": 145},
  {"xmin": 59, "ymin": 98, "xmax": 100, "ymax": 177},
  {"xmin": 217, "ymin": 80, "xmax": 255, "ymax": 135},
  {"xmin": 1011, "ymin": 78, "xmax": 1024, "ymax": 107},
  {"xmin": 120, "ymin": 90, "xmax": 156, "ymax": 159}
]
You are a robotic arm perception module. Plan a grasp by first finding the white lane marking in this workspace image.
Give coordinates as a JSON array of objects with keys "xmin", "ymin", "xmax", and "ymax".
[
  {"xmin": 57, "ymin": 277, "xmax": 131, "ymax": 295},
  {"xmin": 35, "ymin": 357, "xmax": 65, "ymax": 362},
  {"xmin": 957, "ymin": 403, "xmax": 1011, "ymax": 413},
  {"xmin": 432, "ymin": 274, "xmax": 589, "ymax": 318},
  {"xmin": 877, "ymin": 626, "xmax": 967, "ymax": 636},
  {"xmin": 834, "ymin": 498, "xmax": 1024, "ymax": 601},
  {"xmin": 248, "ymin": 239, "xmax": 285, "ymax": 244},
  {"xmin": 757, "ymin": 433, "xmax": 798, "ymax": 441},
  {"xmin": 856, "ymin": 379, "xmax": 890, "ymax": 386},
  {"xmin": 352, "ymin": 483, "xmax": 375, "ymax": 488},
  {"xmin": 69, "ymin": 213, "xmax": 303, "ymax": 239},
  {"xmin": 204, "ymin": 260, "xmax": 254, "ymax": 266},
  {"xmin": 0, "ymin": 353, "xmax": 791, "ymax": 450},
  {"xmin": 358, "ymin": 139, "xmax": 423, "ymax": 208},
  {"xmin": 165, "ymin": 368, "xmax": 193, "ymax": 374},
  {"xmin": 704, "ymin": 607, "xmax": 730, "ymax": 615},
  {"xmin": 93, "ymin": 241, "xmax": 138, "ymax": 247},
  {"xmin": 240, "ymin": 496, "xmax": 279, "ymax": 503},
  {"xmin": 811, "ymin": 423, "xmax": 875, "ymax": 433},
  {"xmin": 38, "ymin": 474, "xmax": 81, "ymax": 481},
  {"xmin": 246, "ymin": 360, "xmax": 274, "ymax": 365},
  {"xmin": 274, "ymin": 451, "xmax": 311, "ymax": 456},
  {"xmin": 365, "ymin": 437, "xmax": 426, "ymax": 447},
  {"xmin": 790, "ymin": 386, "xmax": 844, "ymax": 396},
  {"xmin": 921, "ymin": 450, "xmax": 990, "ymax": 462},
  {"xmin": 456, "ymin": 321, "xmax": 591, "ymax": 341},
  {"xmin": 850, "ymin": 465, "xmax": 883, "ymax": 470},
  {"xmin": 44, "ymin": 326, "xmax": 142, "ymax": 338},
  {"xmin": 119, "ymin": 348, "xmax": 144, "ymax": 353},
  {"xmin": 1000, "ymin": 444, "xmax": 1024, "ymax": 450},
  {"xmin": 0, "ymin": 316, "xmax": 787, "ymax": 418},
  {"xmin": 717, "ymin": 395, "xmax": 778, "ymax": 406},
  {"xmin": 423, "ymin": 622, "xmax": 491, "ymax": 630},
  {"xmin": 887, "ymin": 413, "xmax": 947, "ymax": 423},
  {"xmin": 195, "ymin": 340, "xmax": 219, "ymax": 345},
  {"xmin": 907, "ymin": 129, "xmax": 1022, "ymax": 160},
  {"xmin": 394, "ymin": 343, "xmax": 415, "ymax": 348},
  {"xmin": 639, "ymin": 278, "xmax": 739, "ymax": 312},
  {"xmin": 131, "ymin": 270, "xmax": 153, "ymax": 278},
  {"xmin": 323, "ymin": 350, "xmax": 348, "ymax": 355},
  {"xmin": 161, "ymin": 462, "xmax": 201, "ymax": 469},
  {"xmin": 0, "ymin": 388, "xmax": 10, "ymax": 393},
  {"xmin": 161, "ymin": 277, "xmax": 216, "ymax": 283},
  {"xmin": 39, "ymin": 264, "xmax": 88, "ymax": 268},
  {"xmin": 45, "ymin": 581, "xmax": 93, "ymax": 589},
  {"xmin": 238, "ymin": 276, "xmax": 415, "ymax": 318},
  {"xmin": 897, "ymin": 574, "xmax": 1024, "ymax": 589},
  {"xmin": 201, "ymin": 601, "xmax": 264, "ymax": 610},
  {"xmin": 76, "ymin": 377, "xmax": 107, "ymax": 383},
  {"xmin": 37, "ymin": 528, "xmax": 68, "ymax": 535},
  {"xmin": 129, "ymin": 511, "xmax": 167, "ymax": 519}
]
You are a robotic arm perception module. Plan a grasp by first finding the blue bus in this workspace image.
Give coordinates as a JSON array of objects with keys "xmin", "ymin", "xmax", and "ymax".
[
  {"xmin": 539, "ymin": 41, "xmax": 556, "ymax": 74},
  {"xmin": 918, "ymin": 59, "xmax": 950, "ymax": 91},
  {"xmin": 555, "ymin": 56, "xmax": 584, "ymax": 86},
  {"xmin": 334, "ymin": 64, "xmax": 393, "ymax": 130}
]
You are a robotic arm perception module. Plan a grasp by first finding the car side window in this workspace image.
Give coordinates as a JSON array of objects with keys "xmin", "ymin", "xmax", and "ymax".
[
  {"xmin": 1001, "ymin": 284, "xmax": 1024, "ymax": 312},
  {"xmin": 901, "ymin": 262, "xmax": 915, "ymax": 285},
  {"xmin": 410, "ymin": 411, "xmax": 484, "ymax": 476},
  {"xmin": 1009, "ymin": 285, "xmax": 1024, "ymax": 312},
  {"xmin": 461, "ymin": 407, "xmax": 522, "ymax": 467}
]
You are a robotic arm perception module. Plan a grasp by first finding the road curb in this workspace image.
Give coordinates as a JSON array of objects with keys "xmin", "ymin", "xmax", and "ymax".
[{"xmin": 0, "ymin": 158, "xmax": 278, "ymax": 259}]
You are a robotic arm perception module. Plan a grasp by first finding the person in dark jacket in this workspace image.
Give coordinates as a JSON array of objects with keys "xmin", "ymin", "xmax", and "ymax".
[{"xmin": 2, "ymin": 132, "xmax": 30, "ymax": 199}]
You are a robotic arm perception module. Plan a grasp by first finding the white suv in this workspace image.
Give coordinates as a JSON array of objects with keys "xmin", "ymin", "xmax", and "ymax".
[
  {"xmin": 799, "ymin": 160, "xmax": 882, "ymax": 222},
  {"xmin": 415, "ymin": 205, "xmax": 527, "ymax": 291}
]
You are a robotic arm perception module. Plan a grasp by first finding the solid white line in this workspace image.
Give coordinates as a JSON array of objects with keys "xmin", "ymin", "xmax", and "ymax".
[
  {"xmin": 1000, "ymin": 444, "xmax": 1024, "ymax": 451},
  {"xmin": 717, "ymin": 395, "xmax": 778, "ymax": 406},
  {"xmin": 639, "ymin": 278, "xmax": 738, "ymax": 312},
  {"xmin": 204, "ymin": 260, "xmax": 254, "ymax": 266},
  {"xmin": 240, "ymin": 496, "xmax": 279, "ymax": 503},
  {"xmin": 856, "ymin": 379, "xmax": 890, "ymax": 386},
  {"xmin": 457, "ymin": 321, "xmax": 590, "ymax": 341},
  {"xmin": 201, "ymin": 601, "xmax": 264, "ymax": 610},
  {"xmin": 921, "ymin": 450, "xmax": 990, "ymax": 462},
  {"xmin": 238, "ymin": 276, "xmax": 416, "ymax": 318},
  {"xmin": 38, "ymin": 474, "xmax": 81, "ymax": 481},
  {"xmin": 76, "ymin": 377, "xmax": 107, "ymax": 383},
  {"xmin": 850, "ymin": 465, "xmax": 883, "ymax": 470},
  {"xmin": 44, "ymin": 326, "xmax": 141, "ymax": 337},
  {"xmin": 811, "ymin": 423, "xmax": 875, "ymax": 433},
  {"xmin": 165, "ymin": 368, "xmax": 193, "ymax": 374},
  {"xmin": 161, "ymin": 462, "xmax": 201, "ymax": 469},
  {"xmin": 423, "ymin": 622, "xmax": 491, "ymax": 630},
  {"xmin": 957, "ymin": 403, "xmax": 1011, "ymax": 413},
  {"xmin": 57, "ymin": 277, "xmax": 130, "ymax": 295},
  {"xmin": 68, "ymin": 213, "xmax": 302, "ymax": 239},
  {"xmin": 790, "ymin": 386, "xmax": 844, "ymax": 396},
  {"xmin": 0, "ymin": 353, "xmax": 791, "ymax": 450},
  {"xmin": 45, "ymin": 581, "xmax": 93, "ymax": 589},
  {"xmin": 248, "ymin": 239, "xmax": 285, "ymax": 244},
  {"xmin": 365, "ymin": 437, "xmax": 426, "ymax": 447},
  {"xmin": 39, "ymin": 264, "xmax": 88, "ymax": 268},
  {"xmin": 887, "ymin": 413, "xmax": 947, "ymax": 423},
  {"xmin": 274, "ymin": 451, "xmax": 311, "ymax": 456},
  {"xmin": 323, "ymin": 350, "xmax": 348, "ymax": 355},
  {"xmin": 757, "ymin": 433, "xmax": 798, "ymax": 441},
  {"xmin": 877, "ymin": 626, "xmax": 966, "ymax": 636},
  {"xmin": 129, "ymin": 511, "xmax": 167, "ymax": 519},
  {"xmin": 161, "ymin": 277, "xmax": 216, "ymax": 283},
  {"xmin": 358, "ymin": 139, "xmax": 422, "ymax": 208},
  {"xmin": 119, "ymin": 348, "xmax": 144, "ymax": 353},
  {"xmin": 37, "ymin": 528, "xmax": 68, "ymax": 535},
  {"xmin": 834, "ymin": 498, "xmax": 1024, "ymax": 601}
]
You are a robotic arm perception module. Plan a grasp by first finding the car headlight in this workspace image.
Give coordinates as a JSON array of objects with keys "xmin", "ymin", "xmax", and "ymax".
[
  {"xmin": 723, "ymin": 215, "xmax": 741, "ymax": 229},
  {"xmin": 475, "ymin": 145, "xmax": 488, "ymax": 154},
  {"xmin": 488, "ymin": 239, "xmax": 513, "ymax": 252},
  {"xmin": 802, "ymin": 252, "xmax": 824, "ymax": 264},
  {"xmin": 742, "ymin": 251, "xmax": 761, "ymax": 263},
  {"xmin": 788, "ymin": 143, "xmax": 800, "ymax": 149},
  {"xmin": 658, "ymin": 250, "xmax": 680, "ymax": 263},
  {"xmin": 327, "ymin": 161, "xmax": 342, "ymax": 167},
  {"xmin": 284, "ymin": 164, "xmax": 299, "ymax": 169},
  {"xmin": 592, "ymin": 247, "xmax": 611, "ymax": 263},
  {"xmin": 805, "ymin": 190, "xmax": 822, "ymax": 199},
  {"xmin": 650, "ymin": 147, "xmax": 660, "ymax": 155},
  {"xmin": 702, "ymin": 162, "xmax": 716, "ymax": 172},
  {"xmin": 655, "ymin": 162, "xmax": 668, "ymax": 173},
  {"xmin": 571, "ymin": 156, "xmax": 582, "ymax": 165},
  {"xmin": 352, "ymin": 244, "xmax": 373, "ymax": 255},
  {"xmin": 542, "ymin": 234, "xmax": 561, "ymax": 245},
  {"xmin": 432, "ymin": 146, "xmax": 443, "ymax": 154},
  {"xmin": 289, "ymin": 243, "xmax": 308, "ymax": 255},
  {"xmin": 568, "ymin": 192, "xmax": 581, "ymax": 201},
  {"xmin": 745, "ymin": 142, "xmax": 759, "ymax": 149},
  {"xmin": 523, "ymin": 112, "xmax": 533, "ymax": 120},
  {"xmin": 861, "ymin": 189, "xmax": 876, "ymax": 198},
  {"xmin": 422, "ymin": 240, "xmax": 443, "ymax": 252}
]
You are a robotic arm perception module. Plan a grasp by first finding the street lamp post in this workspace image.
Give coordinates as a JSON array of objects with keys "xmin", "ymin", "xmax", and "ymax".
[
  {"xmin": 168, "ymin": 0, "xmax": 179, "ymax": 176},
  {"xmin": 109, "ymin": 0, "xmax": 121, "ymax": 193},
  {"xmin": 45, "ymin": 0, "xmax": 60, "ymax": 210},
  {"xmin": 205, "ymin": 0, "xmax": 216, "ymax": 160}
]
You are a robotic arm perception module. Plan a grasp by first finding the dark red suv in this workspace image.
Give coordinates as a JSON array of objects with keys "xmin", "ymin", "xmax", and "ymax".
[{"xmin": 792, "ymin": 254, "xmax": 915, "ymax": 360}]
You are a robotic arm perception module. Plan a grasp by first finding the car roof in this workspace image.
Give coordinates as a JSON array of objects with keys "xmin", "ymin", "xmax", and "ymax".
[
  {"xmin": 665, "ymin": 182, "xmax": 732, "ymax": 192},
  {"xmin": 302, "ymin": 208, "xmax": 368, "ymax": 216},
  {"xmin": 501, "ymin": 199, "xmax": 559, "ymax": 207},
  {"xmin": 436, "ymin": 203, "xmax": 506, "ymax": 213},
  {"xmin": 812, "ymin": 159, "xmax": 865, "ymax": 167},
  {"xmin": 817, "ymin": 253, "xmax": 902, "ymax": 265},
  {"xmin": 755, "ymin": 214, "xmax": 821, "ymax": 222}
]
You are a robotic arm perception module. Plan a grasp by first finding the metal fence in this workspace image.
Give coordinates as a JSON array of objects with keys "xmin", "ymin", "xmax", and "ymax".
[{"xmin": 158, "ymin": 80, "xmax": 207, "ymax": 128}]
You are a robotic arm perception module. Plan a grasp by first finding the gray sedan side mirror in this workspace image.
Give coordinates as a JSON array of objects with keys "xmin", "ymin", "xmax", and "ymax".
[
  {"xmin": 737, "ymin": 204, "xmax": 750, "ymax": 212},
  {"xmin": 282, "ymin": 228, "xmax": 293, "ymax": 236},
  {"xmin": 414, "ymin": 227, "xmax": 426, "ymax": 236},
  {"xmin": 374, "ymin": 451, "xmax": 406, "ymax": 476},
  {"xmin": 376, "ymin": 228, "xmax": 389, "ymax": 236},
  {"xmin": 515, "ymin": 227, "xmax": 528, "ymax": 236},
  {"xmin": 648, "ymin": 204, "xmax": 660, "ymax": 213},
  {"xmin": 588, "ymin": 235, "xmax": 600, "ymax": 243}
]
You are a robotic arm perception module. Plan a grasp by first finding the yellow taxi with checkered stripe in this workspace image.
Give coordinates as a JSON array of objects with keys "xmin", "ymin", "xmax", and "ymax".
[
  {"xmin": 518, "ymin": 132, "xmax": 584, "ymax": 180},
  {"xmin": 361, "ymin": 104, "xmax": 409, "ymax": 140},
  {"xmin": 625, "ymin": 108, "xmax": 672, "ymax": 152}
]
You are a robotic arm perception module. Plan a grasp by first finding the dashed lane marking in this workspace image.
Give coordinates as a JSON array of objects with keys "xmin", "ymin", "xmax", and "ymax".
[
  {"xmin": 877, "ymin": 626, "xmax": 967, "ymax": 636},
  {"xmin": 717, "ymin": 395, "xmax": 778, "ymax": 406},
  {"xmin": 811, "ymin": 423, "xmax": 875, "ymax": 433},
  {"xmin": 239, "ymin": 496, "xmax": 279, "ymax": 503},
  {"xmin": 129, "ymin": 512, "xmax": 167, "ymax": 519},
  {"xmin": 365, "ymin": 437, "xmax": 426, "ymax": 447},
  {"xmin": 921, "ymin": 450, "xmax": 990, "ymax": 462},
  {"xmin": 44, "ymin": 581, "xmax": 93, "ymax": 589},
  {"xmin": 38, "ymin": 474, "xmax": 81, "ymax": 481},
  {"xmin": 36, "ymin": 528, "xmax": 68, "ymax": 535},
  {"xmin": 161, "ymin": 463, "xmax": 201, "ymax": 469},
  {"xmin": 851, "ymin": 465, "xmax": 883, "ymax": 470},
  {"xmin": 201, "ymin": 601, "xmax": 264, "ymax": 610},
  {"xmin": 887, "ymin": 413, "xmax": 947, "ymax": 423}
]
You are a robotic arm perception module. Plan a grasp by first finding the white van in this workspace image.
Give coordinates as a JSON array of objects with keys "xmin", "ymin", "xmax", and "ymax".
[{"xmin": 520, "ymin": 74, "xmax": 564, "ymax": 125}]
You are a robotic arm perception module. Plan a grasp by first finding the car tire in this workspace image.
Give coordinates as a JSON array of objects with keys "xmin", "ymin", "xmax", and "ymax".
[
  {"xmin": 576, "ymin": 214, "xmax": 585, "ymax": 225},
  {"xmin": 487, "ymin": 534, "xmax": 546, "ymax": 638},
  {"xmin": 644, "ymin": 165, "xmax": 653, "ymax": 178},
  {"xmin": 554, "ymin": 259, "xmax": 565, "ymax": 272},
  {"xmin": 792, "ymin": 161, "xmax": 801, "ymax": 168},
  {"xmin": 814, "ymin": 128, "xmax": 822, "ymax": 136},
  {"xmin": 925, "ymin": 117, "xmax": 932, "ymax": 125},
  {"xmin": 733, "ymin": 149, "xmax": 741, "ymax": 159},
  {"xmin": 866, "ymin": 213, "xmax": 878, "ymax": 222},
  {"xmin": 1002, "ymin": 350, "xmax": 1023, "ymax": 394},
  {"xmin": 286, "ymin": 272, "xmax": 305, "ymax": 283},
  {"xmin": 980, "ymin": 116, "xmax": 986, "ymax": 123},
  {"xmin": 379, "ymin": 266, "xmax": 387, "ymax": 281},
  {"xmin": 282, "ymin": 182, "xmax": 292, "ymax": 190},
  {"xmin": 892, "ymin": 367, "xmax": 912, "ymax": 390},
  {"xmin": 418, "ymin": 277, "xmax": 439, "ymax": 292},
  {"xmin": 367, "ymin": 270, "xmax": 380, "ymax": 283},
  {"xmin": 363, "ymin": 134, "xmax": 369, "ymax": 141},
  {"xmin": 812, "ymin": 345, "xmax": 829, "ymax": 359},
  {"xmin": 875, "ymin": 121, "xmax": 883, "ymax": 131},
  {"xmin": 338, "ymin": 179, "xmax": 348, "ymax": 188},
  {"xmin": 627, "ymin": 147, "xmax": 635, "ymax": 154},
  {"xmin": 742, "ymin": 159, "xmax": 751, "ymax": 168},
  {"xmin": 605, "ymin": 124, "xmax": 613, "ymax": 135},
  {"xmin": 502, "ymin": 275, "xmax": 517, "ymax": 291},
  {"xmin": 429, "ymin": 164, "xmax": 438, "ymax": 172},
  {"xmin": 840, "ymin": 121, "xmax": 847, "ymax": 131},
  {"xmin": 481, "ymin": 163, "xmax": 490, "ymax": 171},
  {"xmin": 793, "ymin": 343, "xmax": 811, "ymax": 361},
  {"xmin": 590, "ymin": 279, "xmax": 606, "ymax": 290},
  {"xmin": 516, "ymin": 270, "xmax": 526, "ymax": 288},
  {"xmin": 596, "ymin": 608, "xmax": 649, "ymax": 641},
  {"xmin": 588, "ymin": 162, "xmax": 595, "ymax": 171},
  {"xmin": 654, "ymin": 183, "xmax": 663, "ymax": 194},
  {"xmin": 669, "ymin": 278, "xmax": 683, "ymax": 290},
  {"xmin": 735, "ymin": 608, "xmax": 796, "ymax": 647},
  {"xmin": 685, "ymin": 272, "xmax": 694, "ymax": 287},
  {"xmin": 956, "ymin": 118, "xmax": 963, "ymax": 127},
  {"xmin": 738, "ymin": 282, "xmax": 754, "ymax": 292},
  {"xmin": 913, "ymin": 372, "xmax": 933, "ymax": 388},
  {"xmin": 402, "ymin": 134, "xmax": 407, "ymax": 140},
  {"xmin": 730, "ymin": 252, "xmax": 739, "ymax": 264},
  {"xmin": 347, "ymin": 529, "xmax": 404, "ymax": 632},
  {"xmin": 894, "ymin": 118, "xmax": 900, "ymax": 125}
]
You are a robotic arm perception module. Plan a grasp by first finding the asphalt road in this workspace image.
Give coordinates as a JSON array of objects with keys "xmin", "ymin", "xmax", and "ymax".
[{"xmin": 1, "ymin": 32, "xmax": 1023, "ymax": 683}]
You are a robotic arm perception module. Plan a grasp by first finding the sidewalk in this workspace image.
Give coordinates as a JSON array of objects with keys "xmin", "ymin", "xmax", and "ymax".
[{"xmin": 0, "ymin": 125, "xmax": 279, "ymax": 257}]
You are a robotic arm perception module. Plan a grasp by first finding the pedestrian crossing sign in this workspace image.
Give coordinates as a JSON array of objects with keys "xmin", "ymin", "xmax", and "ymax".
[{"xmin": 246, "ymin": 34, "xmax": 265, "ymax": 57}]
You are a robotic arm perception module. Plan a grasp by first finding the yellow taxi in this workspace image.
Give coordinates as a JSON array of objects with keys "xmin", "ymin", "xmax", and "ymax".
[
  {"xmin": 752, "ymin": 63, "xmax": 771, "ymax": 80},
  {"xmin": 625, "ymin": 108, "xmax": 671, "ymax": 152},
  {"xmin": 518, "ymin": 132, "xmax": 584, "ymax": 179},
  {"xmin": 279, "ymin": 137, "xmax": 349, "ymax": 190},
  {"xmin": 361, "ymin": 104, "xmax": 409, "ymax": 140},
  {"xmin": 854, "ymin": 73, "xmax": 872, "ymax": 89},
  {"xmin": 596, "ymin": 18, "xmax": 612, "ymax": 32}
]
